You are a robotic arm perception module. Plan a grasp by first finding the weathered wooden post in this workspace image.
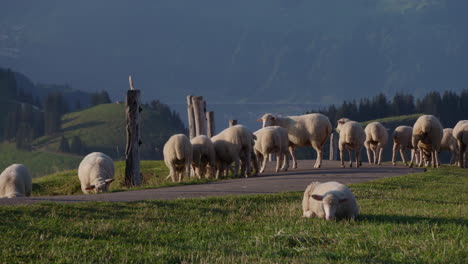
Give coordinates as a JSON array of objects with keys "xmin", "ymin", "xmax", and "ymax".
[
  {"xmin": 125, "ymin": 75, "xmax": 142, "ymax": 186},
  {"xmin": 192, "ymin": 96, "xmax": 207, "ymax": 136},
  {"xmin": 229, "ymin": 119, "xmax": 238, "ymax": 127},
  {"xmin": 329, "ymin": 132, "xmax": 338, "ymax": 161},
  {"xmin": 206, "ymin": 111, "xmax": 215, "ymax": 137},
  {"xmin": 187, "ymin": 95, "xmax": 196, "ymax": 139}
]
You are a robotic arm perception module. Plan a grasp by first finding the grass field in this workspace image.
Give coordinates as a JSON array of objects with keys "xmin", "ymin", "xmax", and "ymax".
[{"xmin": 1, "ymin": 166, "xmax": 466, "ymax": 263}]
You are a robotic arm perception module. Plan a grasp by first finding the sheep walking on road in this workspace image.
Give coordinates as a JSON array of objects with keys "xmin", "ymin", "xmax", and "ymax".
[
  {"xmin": 0, "ymin": 164, "xmax": 32, "ymax": 198},
  {"xmin": 364, "ymin": 122, "xmax": 388, "ymax": 165},
  {"xmin": 392, "ymin": 126, "xmax": 414, "ymax": 166},
  {"xmin": 191, "ymin": 135, "xmax": 216, "ymax": 179},
  {"xmin": 440, "ymin": 128, "xmax": 459, "ymax": 165},
  {"xmin": 163, "ymin": 134, "xmax": 193, "ymax": 182},
  {"xmin": 453, "ymin": 120, "xmax": 468, "ymax": 168},
  {"xmin": 302, "ymin": 181, "xmax": 359, "ymax": 220},
  {"xmin": 409, "ymin": 115, "xmax": 443, "ymax": 168},
  {"xmin": 258, "ymin": 113, "xmax": 332, "ymax": 169},
  {"xmin": 253, "ymin": 126, "xmax": 289, "ymax": 173},
  {"xmin": 78, "ymin": 152, "xmax": 115, "ymax": 194},
  {"xmin": 336, "ymin": 118, "xmax": 366, "ymax": 168}
]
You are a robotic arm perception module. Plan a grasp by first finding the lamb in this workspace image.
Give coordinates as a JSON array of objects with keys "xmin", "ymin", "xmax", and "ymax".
[
  {"xmin": 392, "ymin": 126, "xmax": 414, "ymax": 166},
  {"xmin": 211, "ymin": 125, "xmax": 255, "ymax": 178},
  {"xmin": 409, "ymin": 115, "xmax": 443, "ymax": 168},
  {"xmin": 364, "ymin": 122, "xmax": 389, "ymax": 165},
  {"xmin": 78, "ymin": 152, "xmax": 115, "ymax": 194},
  {"xmin": 453, "ymin": 120, "xmax": 468, "ymax": 168},
  {"xmin": 302, "ymin": 181, "xmax": 359, "ymax": 220},
  {"xmin": 336, "ymin": 118, "xmax": 366, "ymax": 168},
  {"xmin": 0, "ymin": 164, "xmax": 32, "ymax": 198},
  {"xmin": 253, "ymin": 126, "xmax": 289, "ymax": 173},
  {"xmin": 163, "ymin": 134, "xmax": 193, "ymax": 182},
  {"xmin": 191, "ymin": 135, "xmax": 216, "ymax": 179},
  {"xmin": 258, "ymin": 113, "xmax": 332, "ymax": 169},
  {"xmin": 440, "ymin": 128, "xmax": 459, "ymax": 165}
]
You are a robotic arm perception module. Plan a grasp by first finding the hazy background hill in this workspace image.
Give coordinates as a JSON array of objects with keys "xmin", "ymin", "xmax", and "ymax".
[{"xmin": 1, "ymin": 0, "xmax": 468, "ymax": 106}]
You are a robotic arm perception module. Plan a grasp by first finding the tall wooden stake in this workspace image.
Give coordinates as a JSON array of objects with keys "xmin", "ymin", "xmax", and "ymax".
[
  {"xmin": 187, "ymin": 95, "xmax": 196, "ymax": 139},
  {"xmin": 192, "ymin": 96, "xmax": 207, "ymax": 136},
  {"xmin": 329, "ymin": 132, "xmax": 338, "ymax": 161},
  {"xmin": 125, "ymin": 76, "xmax": 141, "ymax": 186},
  {"xmin": 206, "ymin": 111, "xmax": 215, "ymax": 137}
]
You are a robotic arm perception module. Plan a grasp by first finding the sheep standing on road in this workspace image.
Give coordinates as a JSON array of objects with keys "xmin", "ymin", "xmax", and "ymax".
[
  {"xmin": 258, "ymin": 113, "xmax": 332, "ymax": 169},
  {"xmin": 191, "ymin": 135, "xmax": 216, "ymax": 179},
  {"xmin": 302, "ymin": 181, "xmax": 359, "ymax": 220},
  {"xmin": 253, "ymin": 126, "xmax": 289, "ymax": 173},
  {"xmin": 0, "ymin": 164, "xmax": 32, "ymax": 198},
  {"xmin": 453, "ymin": 120, "xmax": 468, "ymax": 168},
  {"xmin": 163, "ymin": 134, "xmax": 193, "ymax": 182},
  {"xmin": 336, "ymin": 118, "xmax": 366, "ymax": 168},
  {"xmin": 409, "ymin": 115, "xmax": 443, "ymax": 168},
  {"xmin": 392, "ymin": 126, "xmax": 414, "ymax": 166},
  {"xmin": 440, "ymin": 128, "xmax": 459, "ymax": 165},
  {"xmin": 364, "ymin": 122, "xmax": 388, "ymax": 165},
  {"xmin": 211, "ymin": 125, "xmax": 255, "ymax": 178},
  {"xmin": 78, "ymin": 152, "xmax": 115, "ymax": 194}
]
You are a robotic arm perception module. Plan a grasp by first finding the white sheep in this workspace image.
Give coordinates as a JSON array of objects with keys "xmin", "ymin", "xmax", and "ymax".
[
  {"xmin": 302, "ymin": 181, "xmax": 359, "ymax": 220},
  {"xmin": 163, "ymin": 134, "xmax": 193, "ymax": 182},
  {"xmin": 392, "ymin": 126, "xmax": 414, "ymax": 166},
  {"xmin": 0, "ymin": 164, "xmax": 32, "ymax": 198},
  {"xmin": 409, "ymin": 115, "xmax": 443, "ymax": 168},
  {"xmin": 78, "ymin": 152, "xmax": 115, "ymax": 194},
  {"xmin": 258, "ymin": 113, "xmax": 332, "ymax": 169},
  {"xmin": 336, "ymin": 118, "xmax": 366, "ymax": 168},
  {"xmin": 253, "ymin": 126, "xmax": 289, "ymax": 173},
  {"xmin": 211, "ymin": 125, "xmax": 255, "ymax": 178},
  {"xmin": 364, "ymin": 122, "xmax": 389, "ymax": 165},
  {"xmin": 453, "ymin": 120, "xmax": 468, "ymax": 168},
  {"xmin": 191, "ymin": 135, "xmax": 216, "ymax": 179},
  {"xmin": 440, "ymin": 128, "xmax": 459, "ymax": 165}
]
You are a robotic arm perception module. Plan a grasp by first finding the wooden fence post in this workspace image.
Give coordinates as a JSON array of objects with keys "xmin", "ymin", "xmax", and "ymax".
[
  {"xmin": 125, "ymin": 76, "xmax": 141, "ymax": 186},
  {"xmin": 192, "ymin": 96, "xmax": 207, "ymax": 136},
  {"xmin": 187, "ymin": 95, "xmax": 196, "ymax": 139},
  {"xmin": 329, "ymin": 132, "xmax": 338, "ymax": 161},
  {"xmin": 229, "ymin": 119, "xmax": 238, "ymax": 127},
  {"xmin": 206, "ymin": 111, "xmax": 215, "ymax": 137}
]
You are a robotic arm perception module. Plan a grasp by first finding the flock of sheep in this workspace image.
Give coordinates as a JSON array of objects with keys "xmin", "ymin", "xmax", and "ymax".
[{"xmin": 1, "ymin": 112, "xmax": 467, "ymax": 220}]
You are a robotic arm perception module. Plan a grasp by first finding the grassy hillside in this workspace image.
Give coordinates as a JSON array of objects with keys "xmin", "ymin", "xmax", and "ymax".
[
  {"xmin": 0, "ymin": 142, "xmax": 81, "ymax": 178},
  {"xmin": 361, "ymin": 113, "xmax": 423, "ymax": 127},
  {"xmin": 1, "ymin": 167, "xmax": 466, "ymax": 263}
]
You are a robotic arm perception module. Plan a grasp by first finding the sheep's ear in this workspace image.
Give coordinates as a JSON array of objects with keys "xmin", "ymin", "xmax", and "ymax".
[
  {"xmin": 311, "ymin": 194, "xmax": 324, "ymax": 201},
  {"xmin": 257, "ymin": 118, "xmax": 263, "ymax": 122},
  {"xmin": 338, "ymin": 120, "xmax": 345, "ymax": 125},
  {"xmin": 271, "ymin": 116, "xmax": 276, "ymax": 121},
  {"xmin": 85, "ymin": 185, "xmax": 95, "ymax": 190},
  {"xmin": 339, "ymin": 198, "xmax": 348, "ymax": 203},
  {"xmin": 105, "ymin": 178, "xmax": 115, "ymax": 185}
]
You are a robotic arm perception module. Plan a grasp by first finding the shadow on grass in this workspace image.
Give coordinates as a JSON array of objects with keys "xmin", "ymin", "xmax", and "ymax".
[{"xmin": 359, "ymin": 213, "xmax": 467, "ymax": 225}]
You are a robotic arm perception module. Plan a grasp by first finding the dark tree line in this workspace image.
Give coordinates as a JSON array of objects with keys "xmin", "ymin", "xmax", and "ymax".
[{"xmin": 312, "ymin": 90, "xmax": 468, "ymax": 128}]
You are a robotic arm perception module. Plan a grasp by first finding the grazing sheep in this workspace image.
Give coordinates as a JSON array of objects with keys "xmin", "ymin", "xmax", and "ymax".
[
  {"xmin": 78, "ymin": 152, "xmax": 115, "ymax": 194},
  {"xmin": 392, "ymin": 126, "xmax": 414, "ymax": 166},
  {"xmin": 409, "ymin": 115, "xmax": 443, "ymax": 168},
  {"xmin": 440, "ymin": 128, "xmax": 459, "ymax": 165},
  {"xmin": 302, "ymin": 181, "xmax": 359, "ymax": 220},
  {"xmin": 453, "ymin": 120, "xmax": 468, "ymax": 168},
  {"xmin": 211, "ymin": 125, "xmax": 255, "ymax": 178},
  {"xmin": 258, "ymin": 113, "xmax": 332, "ymax": 169},
  {"xmin": 0, "ymin": 164, "xmax": 32, "ymax": 198},
  {"xmin": 253, "ymin": 126, "xmax": 289, "ymax": 173},
  {"xmin": 191, "ymin": 135, "xmax": 216, "ymax": 179},
  {"xmin": 364, "ymin": 122, "xmax": 389, "ymax": 165},
  {"xmin": 336, "ymin": 118, "xmax": 366, "ymax": 168},
  {"xmin": 163, "ymin": 134, "xmax": 193, "ymax": 182}
]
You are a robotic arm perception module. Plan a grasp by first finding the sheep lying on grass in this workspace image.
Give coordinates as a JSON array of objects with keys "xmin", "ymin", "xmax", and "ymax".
[
  {"xmin": 364, "ymin": 122, "xmax": 388, "ymax": 165},
  {"xmin": 336, "ymin": 118, "xmax": 366, "ymax": 168},
  {"xmin": 392, "ymin": 126, "xmax": 414, "ymax": 166},
  {"xmin": 78, "ymin": 152, "xmax": 115, "ymax": 194},
  {"xmin": 163, "ymin": 134, "xmax": 193, "ymax": 182},
  {"xmin": 191, "ymin": 135, "xmax": 216, "ymax": 179},
  {"xmin": 440, "ymin": 128, "xmax": 459, "ymax": 165},
  {"xmin": 253, "ymin": 126, "xmax": 289, "ymax": 173},
  {"xmin": 258, "ymin": 113, "xmax": 332, "ymax": 169},
  {"xmin": 409, "ymin": 115, "xmax": 443, "ymax": 168},
  {"xmin": 302, "ymin": 181, "xmax": 359, "ymax": 220},
  {"xmin": 0, "ymin": 164, "xmax": 32, "ymax": 198}
]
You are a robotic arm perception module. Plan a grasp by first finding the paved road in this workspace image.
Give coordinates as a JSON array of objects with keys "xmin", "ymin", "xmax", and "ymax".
[{"xmin": 0, "ymin": 160, "xmax": 424, "ymax": 205}]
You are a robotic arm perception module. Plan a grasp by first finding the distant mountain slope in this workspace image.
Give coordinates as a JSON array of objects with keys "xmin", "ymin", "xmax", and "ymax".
[{"xmin": 1, "ymin": 0, "xmax": 468, "ymax": 104}]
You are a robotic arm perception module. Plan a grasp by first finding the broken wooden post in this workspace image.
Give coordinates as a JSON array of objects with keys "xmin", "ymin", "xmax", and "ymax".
[
  {"xmin": 125, "ymin": 75, "xmax": 142, "ymax": 187},
  {"xmin": 329, "ymin": 132, "xmax": 338, "ymax": 160},
  {"xmin": 192, "ymin": 96, "xmax": 207, "ymax": 136},
  {"xmin": 206, "ymin": 111, "xmax": 215, "ymax": 137},
  {"xmin": 186, "ymin": 95, "xmax": 196, "ymax": 139},
  {"xmin": 229, "ymin": 119, "xmax": 238, "ymax": 127}
]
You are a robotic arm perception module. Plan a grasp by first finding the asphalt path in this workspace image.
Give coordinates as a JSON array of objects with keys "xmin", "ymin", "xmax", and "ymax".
[{"xmin": 0, "ymin": 160, "xmax": 424, "ymax": 205}]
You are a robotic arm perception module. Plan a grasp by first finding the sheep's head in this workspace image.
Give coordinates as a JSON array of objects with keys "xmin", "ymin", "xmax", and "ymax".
[
  {"xmin": 257, "ymin": 113, "xmax": 276, "ymax": 128},
  {"xmin": 312, "ymin": 193, "xmax": 348, "ymax": 220},
  {"xmin": 336, "ymin": 118, "xmax": 351, "ymax": 134},
  {"xmin": 85, "ymin": 178, "xmax": 115, "ymax": 193}
]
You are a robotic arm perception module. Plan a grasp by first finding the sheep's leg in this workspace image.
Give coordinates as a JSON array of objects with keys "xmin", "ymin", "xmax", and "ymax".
[
  {"xmin": 377, "ymin": 143, "xmax": 384, "ymax": 165},
  {"xmin": 355, "ymin": 149, "xmax": 361, "ymax": 168},
  {"xmin": 408, "ymin": 149, "xmax": 417, "ymax": 168},
  {"xmin": 275, "ymin": 152, "xmax": 282, "ymax": 172},
  {"xmin": 400, "ymin": 147, "xmax": 408, "ymax": 166},
  {"xmin": 418, "ymin": 150, "xmax": 424, "ymax": 167},
  {"xmin": 392, "ymin": 143, "xmax": 398, "ymax": 166},
  {"xmin": 289, "ymin": 146, "xmax": 298, "ymax": 169},
  {"xmin": 339, "ymin": 144, "xmax": 345, "ymax": 168},
  {"xmin": 233, "ymin": 159, "xmax": 240, "ymax": 178},
  {"xmin": 348, "ymin": 149, "xmax": 353, "ymax": 167},
  {"xmin": 459, "ymin": 142, "xmax": 466, "ymax": 168},
  {"xmin": 260, "ymin": 154, "xmax": 268, "ymax": 173},
  {"xmin": 282, "ymin": 152, "xmax": 289, "ymax": 171},
  {"xmin": 169, "ymin": 166, "xmax": 177, "ymax": 183},
  {"xmin": 313, "ymin": 147, "xmax": 323, "ymax": 169},
  {"xmin": 365, "ymin": 143, "xmax": 372, "ymax": 165}
]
